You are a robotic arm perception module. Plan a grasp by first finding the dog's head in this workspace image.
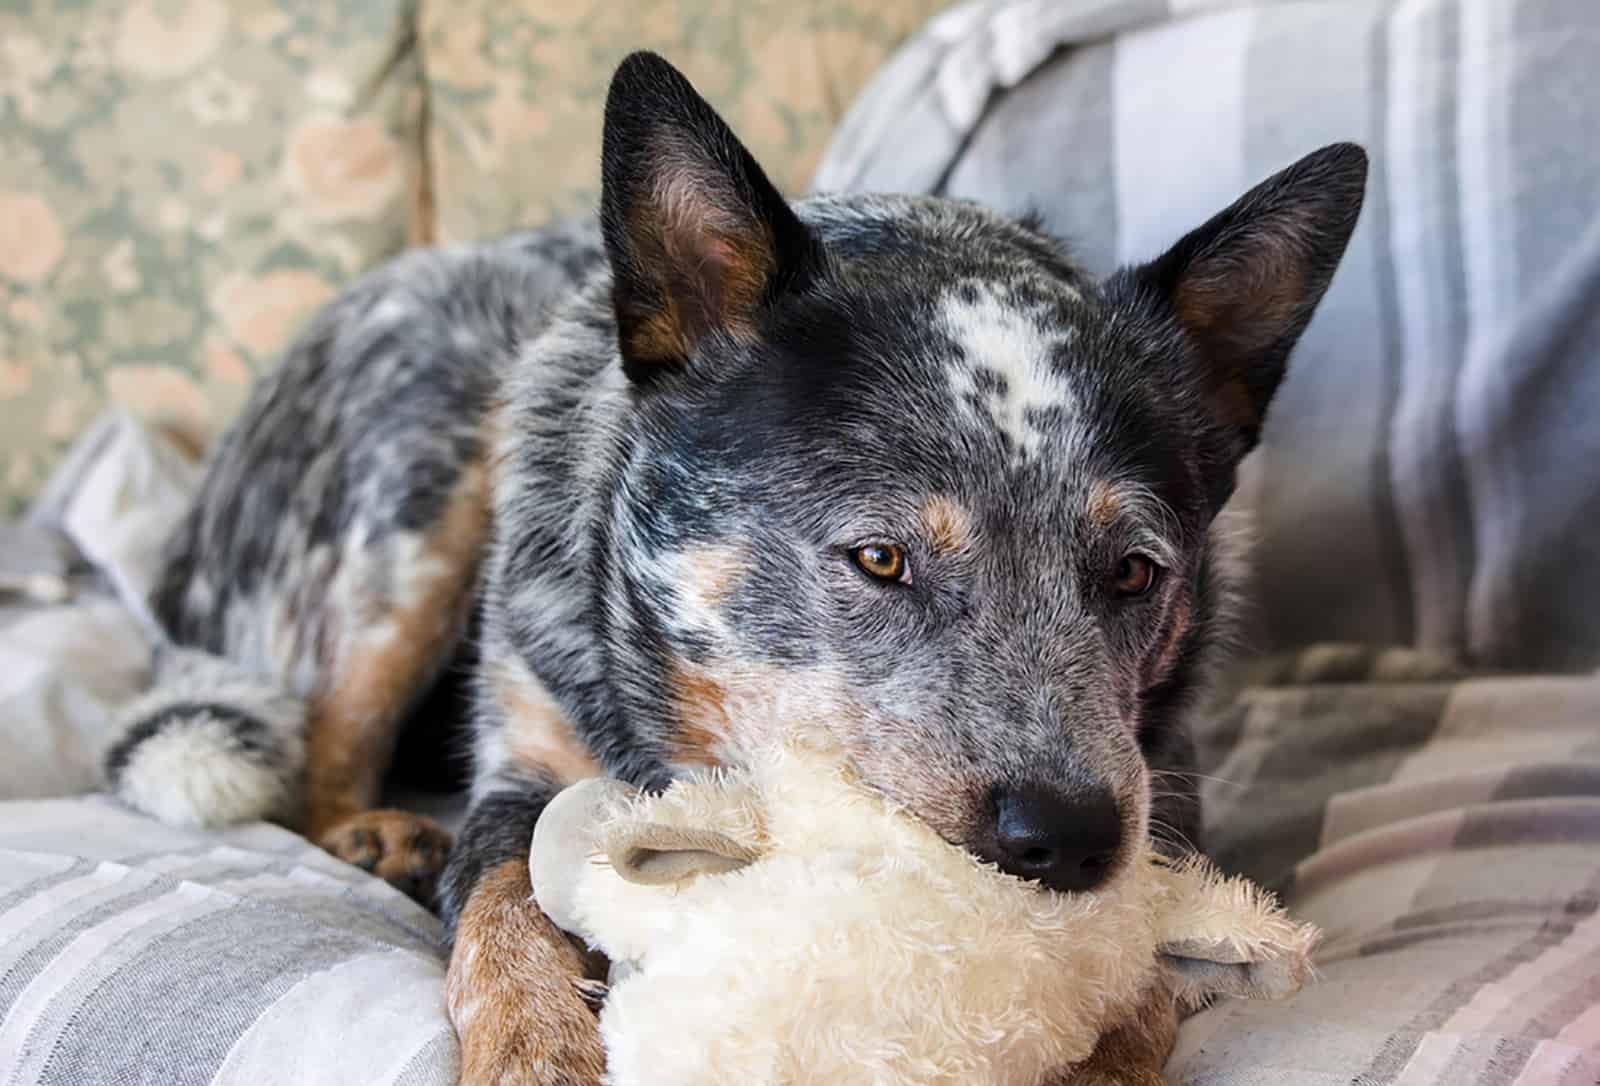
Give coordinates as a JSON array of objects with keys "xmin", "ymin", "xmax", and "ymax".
[{"xmin": 598, "ymin": 53, "xmax": 1366, "ymax": 892}]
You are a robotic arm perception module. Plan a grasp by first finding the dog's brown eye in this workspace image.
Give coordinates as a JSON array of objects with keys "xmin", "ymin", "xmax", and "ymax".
[
  {"xmin": 1110, "ymin": 554, "xmax": 1158, "ymax": 598},
  {"xmin": 853, "ymin": 543, "xmax": 910, "ymax": 584}
]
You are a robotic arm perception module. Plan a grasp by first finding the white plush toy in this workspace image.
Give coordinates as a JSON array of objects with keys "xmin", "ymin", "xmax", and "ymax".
[{"xmin": 529, "ymin": 740, "xmax": 1317, "ymax": 1086}]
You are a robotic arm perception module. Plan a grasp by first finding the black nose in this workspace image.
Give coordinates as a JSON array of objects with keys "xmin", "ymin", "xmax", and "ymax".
[{"xmin": 986, "ymin": 783, "xmax": 1123, "ymax": 893}]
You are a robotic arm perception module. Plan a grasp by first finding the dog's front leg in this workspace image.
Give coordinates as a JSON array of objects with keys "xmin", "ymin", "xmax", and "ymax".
[
  {"xmin": 442, "ymin": 784, "xmax": 605, "ymax": 1086},
  {"xmin": 1049, "ymin": 980, "xmax": 1180, "ymax": 1086}
]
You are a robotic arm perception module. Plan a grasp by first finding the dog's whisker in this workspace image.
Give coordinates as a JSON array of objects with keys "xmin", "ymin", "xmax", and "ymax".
[
  {"xmin": 1150, "ymin": 768, "xmax": 1246, "ymax": 791},
  {"xmin": 1146, "ymin": 816, "xmax": 1201, "ymax": 857}
]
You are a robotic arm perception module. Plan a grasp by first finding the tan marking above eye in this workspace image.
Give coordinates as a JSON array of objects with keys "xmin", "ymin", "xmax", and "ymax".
[
  {"xmin": 919, "ymin": 495, "xmax": 973, "ymax": 555},
  {"xmin": 853, "ymin": 543, "xmax": 910, "ymax": 584},
  {"xmin": 1110, "ymin": 554, "xmax": 1158, "ymax": 598},
  {"xmin": 1086, "ymin": 481, "xmax": 1122, "ymax": 528}
]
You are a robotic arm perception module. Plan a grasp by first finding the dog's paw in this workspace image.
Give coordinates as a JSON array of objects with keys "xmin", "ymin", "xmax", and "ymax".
[{"xmin": 318, "ymin": 808, "xmax": 452, "ymax": 905}]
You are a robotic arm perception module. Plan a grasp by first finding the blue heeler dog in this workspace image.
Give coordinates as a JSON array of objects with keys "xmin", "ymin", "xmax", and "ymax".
[{"xmin": 104, "ymin": 51, "xmax": 1366, "ymax": 1086}]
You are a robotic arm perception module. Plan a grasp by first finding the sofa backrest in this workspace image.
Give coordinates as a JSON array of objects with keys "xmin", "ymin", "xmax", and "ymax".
[{"xmin": 1, "ymin": 0, "xmax": 949, "ymax": 514}]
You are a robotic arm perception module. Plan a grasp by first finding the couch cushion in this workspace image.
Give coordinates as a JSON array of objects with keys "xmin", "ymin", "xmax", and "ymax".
[
  {"xmin": 0, "ymin": 412, "xmax": 201, "ymax": 803},
  {"xmin": 0, "ymin": 797, "xmax": 457, "ymax": 1085},
  {"xmin": 815, "ymin": 0, "xmax": 1600, "ymax": 672},
  {"xmin": 418, "ymin": 0, "xmax": 950, "ymax": 243},
  {"xmin": 4, "ymin": 650, "xmax": 1595, "ymax": 1086},
  {"xmin": 1168, "ymin": 646, "xmax": 1600, "ymax": 1085},
  {"xmin": 0, "ymin": 0, "xmax": 423, "ymax": 514}
]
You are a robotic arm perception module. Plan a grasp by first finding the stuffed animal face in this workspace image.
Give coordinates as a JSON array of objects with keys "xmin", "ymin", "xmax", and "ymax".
[{"xmin": 530, "ymin": 741, "xmax": 1315, "ymax": 1086}]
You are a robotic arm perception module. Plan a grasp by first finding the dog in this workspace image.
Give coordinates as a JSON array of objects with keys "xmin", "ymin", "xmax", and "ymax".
[{"xmin": 103, "ymin": 51, "xmax": 1366, "ymax": 1086}]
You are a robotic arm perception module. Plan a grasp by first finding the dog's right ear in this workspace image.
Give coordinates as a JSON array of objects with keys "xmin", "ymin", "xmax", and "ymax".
[{"xmin": 599, "ymin": 51, "xmax": 827, "ymax": 384}]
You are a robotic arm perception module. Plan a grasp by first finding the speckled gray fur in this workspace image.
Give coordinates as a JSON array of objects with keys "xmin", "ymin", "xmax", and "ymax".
[{"xmin": 106, "ymin": 54, "xmax": 1366, "ymax": 949}]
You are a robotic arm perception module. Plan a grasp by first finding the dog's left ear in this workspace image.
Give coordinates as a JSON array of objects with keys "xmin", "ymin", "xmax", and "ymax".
[
  {"xmin": 599, "ymin": 51, "xmax": 828, "ymax": 383},
  {"xmin": 1120, "ymin": 143, "xmax": 1368, "ymax": 458}
]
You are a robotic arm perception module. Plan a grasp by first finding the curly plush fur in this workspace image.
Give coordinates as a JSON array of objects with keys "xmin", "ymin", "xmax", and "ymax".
[{"xmin": 531, "ymin": 739, "xmax": 1317, "ymax": 1086}]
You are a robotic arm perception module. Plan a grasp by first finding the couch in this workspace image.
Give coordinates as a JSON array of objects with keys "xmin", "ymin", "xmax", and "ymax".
[
  {"xmin": 0, "ymin": 0, "xmax": 947, "ymax": 512},
  {"xmin": 3, "ymin": 0, "xmax": 1599, "ymax": 1083}
]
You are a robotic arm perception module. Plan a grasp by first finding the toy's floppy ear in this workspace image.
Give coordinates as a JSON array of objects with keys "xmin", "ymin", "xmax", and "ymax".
[
  {"xmin": 1160, "ymin": 935, "xmax": 1315, "ymax": 1005},
  {"xmin": 1154, "ymin": 856, "xmax": 1319, "ymax": 1008},
  {"xmin": 605, "ymin": 822, "xmax": 760, "ymax": 886}
]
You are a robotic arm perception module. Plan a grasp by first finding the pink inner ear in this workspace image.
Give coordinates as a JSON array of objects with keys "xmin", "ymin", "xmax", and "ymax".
[
  {"xmin": 666, "ymin": 230, "xmax": 739, "ymax": 324},
  {"xmin": 1169, "ymin": 241, "xmax": 1308, "ymax": 434},
  {"xmin": 1174, "ymin": 246, "xmax": 1306, "ymax": 355},
  {"xmin": 648, "ymin": 156, "xmax": 776, "ymax": 343}
]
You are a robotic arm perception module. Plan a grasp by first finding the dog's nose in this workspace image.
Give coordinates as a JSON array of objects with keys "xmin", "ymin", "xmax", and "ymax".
[{"xmin": 986, "ymin": 783, "xmax": 1123, "ymax": 893}]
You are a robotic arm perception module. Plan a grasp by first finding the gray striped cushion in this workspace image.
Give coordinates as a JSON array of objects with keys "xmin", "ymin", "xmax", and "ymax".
[
  {"xmin": 1172, "ymin": 647, "xmax": 1600, "ymax": 1085},
  {"xmin": 6, "ymin": 651, "xmax": 1597, "ymax": 1086},
  {"xmin": 0, "ymin": 798, "xmax": 457, "ymax": 1085},
  {"xmin": 815, "ymin": 0, "xmax": 1600, "ymax": 673}
]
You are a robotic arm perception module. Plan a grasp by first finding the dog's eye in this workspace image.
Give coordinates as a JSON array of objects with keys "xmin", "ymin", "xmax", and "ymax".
[
  {"xmin": 1109, "ymin": 554, "xmax": 1158, "ymax": 598},
  {"xmin": 853, "ymin": 543, "xmax": 911, "ymax": 584}
]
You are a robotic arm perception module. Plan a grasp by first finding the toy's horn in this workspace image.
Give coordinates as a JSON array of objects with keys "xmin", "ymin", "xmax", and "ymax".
[
  {"xmin": 605, "ymin": 823, "xmax": 760, "ymax": 885},
  {"xmin": 530, "ymin": 777, "xmax": 641, "ymax": 937}
]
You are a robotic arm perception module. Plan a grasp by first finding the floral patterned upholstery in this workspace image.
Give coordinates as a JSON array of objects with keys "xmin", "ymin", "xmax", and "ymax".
[
  {"xmin": 419, "ymin": 0, "xmax": 946, "ymax": 243},
  {"xmin": 0, "ymin": 0, "xmax": 421, "ymax": 508},
  {"xmin": 0, "ymin": 0, "xmax": 944, "ymax": 512}
]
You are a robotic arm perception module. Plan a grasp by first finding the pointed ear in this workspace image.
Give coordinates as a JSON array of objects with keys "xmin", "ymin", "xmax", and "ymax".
[
  {"xmin": 599, "ymin": 51, "xmax": 827, "ymax": 383},
  {"xmin": 603, "ymin": 821, "xmax": 760, "ymax": 886},
  {"xmin": 1125, "ymin": 142, "xmax": 1368, "ymax": 451}
]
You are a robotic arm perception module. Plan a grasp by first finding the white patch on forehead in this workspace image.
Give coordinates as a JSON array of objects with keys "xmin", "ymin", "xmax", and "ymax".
[{"xmin": 940, "ymin": 284, "xmax": 1076, "ymax": 461}]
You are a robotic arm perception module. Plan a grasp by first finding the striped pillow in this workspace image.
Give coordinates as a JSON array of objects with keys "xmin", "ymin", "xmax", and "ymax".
[{"xmin": 0, "ymin": 798, "xmax": 457, "ymax": 1086}]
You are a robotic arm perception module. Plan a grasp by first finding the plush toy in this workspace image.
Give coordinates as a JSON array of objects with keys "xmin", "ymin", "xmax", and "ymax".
[{"xmin": 529, "ymin": 740, "xmax": 1317, "ymax": 1086}]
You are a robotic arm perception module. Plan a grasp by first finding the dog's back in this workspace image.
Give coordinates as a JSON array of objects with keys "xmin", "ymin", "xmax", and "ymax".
[{"xmin": 109, "ymin": 222, "xmax": 604, "ymax": 879}]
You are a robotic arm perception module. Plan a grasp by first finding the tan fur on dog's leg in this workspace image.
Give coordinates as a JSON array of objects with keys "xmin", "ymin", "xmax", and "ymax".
[
  {"xmin": 448, "ymin": 859, "xmax": 606, "ymax": 1086},
  {"xmin": 303, "ymin": 461, "xmax": 489, "ymax": 833},
  {"xmin": 1052, "ymin": 981, "xmax": 1179, "ymax": 1086},
  {"xmin": 304, "ymin": 462, "xmax": 489, "ymax": 900}
]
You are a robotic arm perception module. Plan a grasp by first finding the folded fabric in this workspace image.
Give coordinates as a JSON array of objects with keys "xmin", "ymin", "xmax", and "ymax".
[{"xmin": 0, "ymin": 411, "xmax": 198, "ymax": 802}]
